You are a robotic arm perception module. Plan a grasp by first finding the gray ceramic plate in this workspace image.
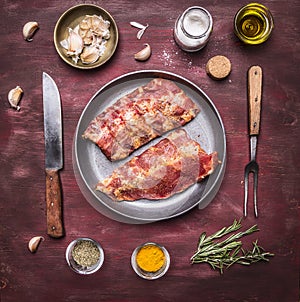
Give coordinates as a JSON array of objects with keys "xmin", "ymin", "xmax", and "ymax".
[
  {"xmin": 54, "ymin": 4, "xmax": 118, "ymax": 69},
  {"xmin": 73, "ymin": 70, "xmax": 226, "ymax": 224}
]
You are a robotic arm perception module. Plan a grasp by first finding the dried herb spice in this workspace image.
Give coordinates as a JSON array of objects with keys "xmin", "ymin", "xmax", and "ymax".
[{"xmin": 72, "ymin": 240, "xmax": 101, "ymax": 267}]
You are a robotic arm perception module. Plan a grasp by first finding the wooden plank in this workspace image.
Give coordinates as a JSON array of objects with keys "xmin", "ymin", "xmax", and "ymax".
[{"xmin": 0, "ymin": 1, "xmax": 299, "ymax": 301}]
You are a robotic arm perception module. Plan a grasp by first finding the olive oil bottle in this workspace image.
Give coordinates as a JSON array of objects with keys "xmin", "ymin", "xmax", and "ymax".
[{"xmin": 234, "ymin": 3, "xmax": 274, "ymax": 45}]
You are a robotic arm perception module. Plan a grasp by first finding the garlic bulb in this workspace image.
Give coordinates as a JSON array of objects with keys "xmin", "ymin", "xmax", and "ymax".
[
  {"xmin": 134, "ymin": 43, "xmax": 151, "ymax": 61},
  {"xmin": 23, "ymin": 21, "xmax": 39, "ymax": 41},
  {"xmin": 8, "ymin": 86, "xmax": 23, "ymax": 111}
]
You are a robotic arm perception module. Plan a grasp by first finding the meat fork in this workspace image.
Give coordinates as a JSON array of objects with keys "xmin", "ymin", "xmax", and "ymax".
[{"xmin": 244, "ymin": 65, "xmax": 262, "ymax": 217}]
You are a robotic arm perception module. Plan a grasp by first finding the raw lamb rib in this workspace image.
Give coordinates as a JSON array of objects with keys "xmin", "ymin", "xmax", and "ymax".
[
  {"xmin": 83, "ymin": 78, "xmax": 199, "ymax": 161},
  {"xmin": 96, "ymin": 129, "xmax": 219, "ymax": 201}
]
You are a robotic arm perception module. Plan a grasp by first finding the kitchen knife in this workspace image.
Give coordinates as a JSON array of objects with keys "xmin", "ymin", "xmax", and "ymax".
[{"xmin": 43, "ymin": 72, "xmax": 64, "ymax": 238}]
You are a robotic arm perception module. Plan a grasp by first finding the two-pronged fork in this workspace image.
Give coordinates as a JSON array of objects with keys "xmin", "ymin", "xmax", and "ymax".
[{"xmin": 244, "ymin": 65, "xmax": 262, "ymax": 217}]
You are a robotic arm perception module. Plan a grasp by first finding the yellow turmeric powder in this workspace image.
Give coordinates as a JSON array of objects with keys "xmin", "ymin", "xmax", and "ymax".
[{"xmin": 136, "ymin": 244, "xmax": 165, "ymax": 272}]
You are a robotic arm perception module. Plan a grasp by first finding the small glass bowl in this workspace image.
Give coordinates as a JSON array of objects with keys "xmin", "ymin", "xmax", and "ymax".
[
  {"xmin": 65, "ymin": 237, "xmax": 104, "ymax": 275},
  {"xmin": 131, "ymin": 242, "xmax": 170, "ymax": 280},
  {"xmin": 234, "ymin": 3, "xmax": 274, "ymax": 45}
]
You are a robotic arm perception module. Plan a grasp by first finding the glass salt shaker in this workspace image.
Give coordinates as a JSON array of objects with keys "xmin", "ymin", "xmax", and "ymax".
[{"xmin": 174, "ymin": 6, "xmax": 213, "ymax": 52}]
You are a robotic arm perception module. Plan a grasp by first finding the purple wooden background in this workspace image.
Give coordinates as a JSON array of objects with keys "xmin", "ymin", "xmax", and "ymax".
[{"xmin": 0, "ymin": 1, "xmax": 299, "ymax": 301}]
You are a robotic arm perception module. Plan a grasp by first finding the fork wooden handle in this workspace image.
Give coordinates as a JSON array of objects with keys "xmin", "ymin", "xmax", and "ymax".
[{"xmin": 248, "ymin": 66, "xmax": 262, "ymax": 135}]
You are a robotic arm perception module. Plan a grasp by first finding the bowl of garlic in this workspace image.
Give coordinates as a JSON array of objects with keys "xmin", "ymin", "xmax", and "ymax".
[{"xmin": 54, "ymin": 4, "xmax": 119, "ymax": 69}]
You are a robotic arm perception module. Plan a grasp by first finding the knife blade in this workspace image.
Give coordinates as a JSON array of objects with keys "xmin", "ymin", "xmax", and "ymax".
[{"xmin": 43, "ymin": 72, "xmax": 64, "ymax": 238}]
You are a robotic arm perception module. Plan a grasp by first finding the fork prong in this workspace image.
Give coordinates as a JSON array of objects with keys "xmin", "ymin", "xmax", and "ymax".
[
  {"xmin": 244, "ymin": 171, "xmax": 249, "ymax": 217},
  {"xmin": 244, "ymin": 162, "xmax": 259, "ymax": 218},
  {"xmin": 253, "ymin": 169, "xmax": 259, "ymax": 217}
]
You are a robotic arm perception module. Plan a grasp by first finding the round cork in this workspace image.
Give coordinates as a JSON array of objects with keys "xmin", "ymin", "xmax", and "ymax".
[{"xmin": 206, "ymin": 55, "xmax": 232, "ymax": 80}]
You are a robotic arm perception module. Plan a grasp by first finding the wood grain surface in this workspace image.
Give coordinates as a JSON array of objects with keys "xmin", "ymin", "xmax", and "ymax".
[
  {"xmin": 248, "ymin": 65, "xmax": 262, "ymax": 135},
  {"xmin": 45, "ymin": 169, "xmax": 64, "ymax": 238},
  {"xmin": 0, "ymin": 1, "xmax": 299, "ymax": 301}
]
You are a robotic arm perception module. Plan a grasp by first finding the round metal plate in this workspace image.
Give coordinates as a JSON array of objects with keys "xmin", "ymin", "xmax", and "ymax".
[
  {"xmin": 54, "ymin": 4, "xmax": 118, "ymax": 69},
  {"xmin": 73, "ymin": 70, "xmax": 226, "ymax": 223}
]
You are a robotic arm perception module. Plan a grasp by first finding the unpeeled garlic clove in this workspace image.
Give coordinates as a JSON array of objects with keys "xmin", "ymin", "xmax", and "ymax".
[
  {"xmin": 67, "ymin": 28, "xmax": 83, "ymax": 54},
  {"xmin": 23, "ymin": 21, "xmax": 39, "ymax": 41},
  {"xmin": 80, "ymin": 45, "xmax": 100, "ymax": 64},
  {"xmin": 61, "ymin": 28, "xmax": 84, "ymax": 64},
  {"xmin": 28, "ymin": 236, "xmax": 44, "ymax": 253},
  {"xmin": 8, "ymin": 86, "xmax": 23, "ymax": 111},
  {"xmin": 134, "ymin": 43, "xmax": 151, "ymax": 61}
]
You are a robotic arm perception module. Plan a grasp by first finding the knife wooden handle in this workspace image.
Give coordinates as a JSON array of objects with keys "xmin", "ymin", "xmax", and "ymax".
[
  {"xmin": 46, "ymin": 169, "xmax": 64, "ymax": 238},
  {"xmin": 248, "ymin": 65, "xmax": 262, "ymax": 135}
]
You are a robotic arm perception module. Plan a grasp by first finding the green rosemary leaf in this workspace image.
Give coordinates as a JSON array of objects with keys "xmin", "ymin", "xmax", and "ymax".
[
  {"xmin": 191, "ymin": 219, "xmax": 274, "ymax": 274},
  {"xmin": 201, "ymin": 219, "xmax": 242, "ymax": 245},
  {"xmin": 232, "ymin": 245, "xmax": 241, "ymax": 258},
  {"xmin": 197, "ymin": 232, "xmax": 207, "ymax": 248}
]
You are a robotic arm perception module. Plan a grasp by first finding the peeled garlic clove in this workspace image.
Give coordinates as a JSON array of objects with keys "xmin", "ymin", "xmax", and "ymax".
[
  {"xmin": 23, "ymin": 21, "xmax": 39, "ymax": 41},
  {"xmin": 28, "ymin": 236, "xmax": 44, "ymax": 253},
  {"xmin": 80, "ymin": 45, "xmax": 100, "ymax": 64},
  {"xmin": 134, "ymin": 43, "xmax": 151, "ymax": 61},
  {"xmin": 8, "ymin": 86, "xmax": 23, "ymax": 111}
]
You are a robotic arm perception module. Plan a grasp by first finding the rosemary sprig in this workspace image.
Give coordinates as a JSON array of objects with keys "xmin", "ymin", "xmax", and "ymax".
[{"xmin": 191, "ymin": 219, "xmax": 274, "ymax": 274}]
